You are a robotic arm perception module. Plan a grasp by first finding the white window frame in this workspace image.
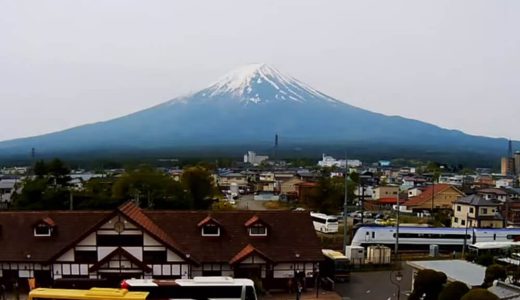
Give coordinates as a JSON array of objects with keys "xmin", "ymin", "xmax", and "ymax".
[
  {"xmin": 201, "ymin": 224, "xmax": 220, "ymax": 237},
  {"xmin": 249, "ymin": 225, "xmax": 268, "ymax": 236},
  {"xmin": 34, "ymin": 225, "xmax": 52, "ymax": 237}
]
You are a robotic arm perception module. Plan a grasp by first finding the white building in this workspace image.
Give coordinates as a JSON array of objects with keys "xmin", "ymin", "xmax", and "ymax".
[
  {"xmin": 0, "ymin": 179, "xmax": 17, "ymax": 205},
  {"xmin": 317, "ymin": 154, "xmax": 362, "ymax": 168},
  {"xmin": 243, "ymin": 151, "xmax": 268, "ymax": 166}
]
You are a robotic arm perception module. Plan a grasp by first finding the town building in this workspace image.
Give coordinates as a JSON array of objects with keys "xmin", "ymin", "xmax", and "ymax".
[
  {"xmin": 243, "ymin": 151, "xmax": 269, "ymax": 166},
  {"xmin": 372, "ymin": 186, "xmax": 399, "ymax": 201},
  {"xmin": 404, "ymin": 184, "xmax": 465, "ymax": 212},
  {"xmin": 0, "ymin": 202, "xmax": 322, "ymax": 290},
  {"xmin": 317, "ymin": 154, "xmax": 362, "ymax": 168},
  {"xmin": 0, "ymin": 179, "xmax": 17, "ymax": 208},
  {"xmin": 452, "ymin": 194, "xmax": 504, "ymax": 228},
  {"xmin": 501, "ymin": 157, "xmax": 515, "ymax": 176}
]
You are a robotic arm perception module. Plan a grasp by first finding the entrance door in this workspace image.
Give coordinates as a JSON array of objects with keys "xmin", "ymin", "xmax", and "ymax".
[
  {"xmin": 234, "ymin": 265, "xmax": 261, "ymax": 280},
  {"xmin": 34, "ymin": 270, "xmax": 52, "ymax": 288}
]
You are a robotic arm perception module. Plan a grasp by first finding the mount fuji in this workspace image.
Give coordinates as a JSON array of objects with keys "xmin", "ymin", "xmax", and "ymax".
[{"xmin": 0, "ymin": 64, "xmax": 513, "ymax": 161}]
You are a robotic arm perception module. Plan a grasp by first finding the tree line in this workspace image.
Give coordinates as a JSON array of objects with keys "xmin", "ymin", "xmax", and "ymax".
[{"xmin": 12, "ymin": 159, "xmax": 217, "ymax": 210}]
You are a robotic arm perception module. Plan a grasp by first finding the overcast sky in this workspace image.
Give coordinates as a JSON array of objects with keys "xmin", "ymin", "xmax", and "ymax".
[{"xmin": 1, "ymin": 0, "xmax": 519, "ymax": 142}]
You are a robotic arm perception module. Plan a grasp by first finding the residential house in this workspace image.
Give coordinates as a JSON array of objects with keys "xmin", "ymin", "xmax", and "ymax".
[
  {"xmin": 404, "ymin": 184, "xmax": 465, "ymax": 212},
  {"xmin": 372, "ymin": 186, "xmax": 399, "ymax": 200},
  {"xmin": 218, "ymin": 173, "xmax": 249, "ymax": 191},
  {"xmin": 0, "ymin": 202, "xmax": 322, "ymax": 290},
  {"xmin": 295, "ymin": 182, "xmax": 319, "ymax": 204},
  {"xmin": 452, "ymin": 194, "xmax": 504, "ymax": 228},
  {"xmin": 0, "ymin": 179, "xmax": 17, "ymax": 208}
]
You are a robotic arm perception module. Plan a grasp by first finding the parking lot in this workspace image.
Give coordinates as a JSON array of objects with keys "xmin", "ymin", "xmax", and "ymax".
[{"xmin": 335, "ymin": 263, "xmax": 413, "ymax": 300}]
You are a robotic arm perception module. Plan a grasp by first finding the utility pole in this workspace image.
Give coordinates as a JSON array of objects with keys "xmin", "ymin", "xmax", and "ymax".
[
  {"xmin": 395, "ymin": 191, "xmax": 400, "ymax": 262},
  {"xmin": 343, "ymin": 153, "xmax": 349, "ymax": 253},
  {"xmin": 69, "ymin": 190, "xmax": 74, "ymax": 211}
]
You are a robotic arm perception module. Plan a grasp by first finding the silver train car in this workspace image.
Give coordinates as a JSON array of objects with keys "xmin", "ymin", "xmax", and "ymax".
[{"xmin": 351, "ymin": 226, "xmax": 520, "ymax": 250}]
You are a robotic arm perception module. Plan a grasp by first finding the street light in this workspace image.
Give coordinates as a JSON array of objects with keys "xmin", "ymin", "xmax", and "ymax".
[{"xmin": 390, "ymin": 271, "xmax": 403, "ymax": 300}]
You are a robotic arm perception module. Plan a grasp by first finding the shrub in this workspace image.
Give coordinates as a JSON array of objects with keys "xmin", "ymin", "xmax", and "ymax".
[
  {"xmin": 460, "ymin": 288, "xmax": 499, "ymax": 300},
  {"xmin": 408, "ymin": 269, "xmax": 447, "ymax": 300},
  {"xmin": 483, "ymin": 264, "xmax": 507, "ymax": 287},
  {"xmin": 438, "ymin": 281, "xmax": 470, "ymax": 300}
]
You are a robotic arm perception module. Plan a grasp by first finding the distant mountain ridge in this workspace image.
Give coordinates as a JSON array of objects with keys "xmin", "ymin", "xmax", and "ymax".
[{"xmin": 0, "ymin": 64, "xmax": 515, "ymax": 161}]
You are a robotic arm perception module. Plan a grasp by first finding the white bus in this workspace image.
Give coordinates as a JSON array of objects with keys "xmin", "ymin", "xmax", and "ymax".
[
  {"xmin": 310, "ymin": 212, "xmax": 339, "ymax": 233},
  {"xmin": 121, "ymin": 277, "xmax": 257, "ymax": 300}
]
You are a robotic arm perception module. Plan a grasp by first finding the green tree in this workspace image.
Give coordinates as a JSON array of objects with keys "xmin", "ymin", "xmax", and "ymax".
[
  {"xmin": 112, "ymin": 165, "xmax": 188, "ymax": 209},
  {"xmin": 438, "ymin": 281, "xmax": 470, "ymax": 300},
  {"xmin": 304, "ymin": 172, "xmax": 356, "ymax": 214},
  {"xmin": 181, "ymin": 166, "xmax": 215, "ymax": 210},
  {"xmin": 47, "ymin": 158, "xmax": 71, "ymax": 187},
  {"xmin": 13, "ymin": 159, "xmax": 72, "ymax": 210},
  {"xmin": 483, "ymin": 264, "xmax": 507, "ymax": 287},
  {"xmin": 460, "ymin": 288, "xmax": 499, "ymax": 300},
  {"xmin": 408, "ymin": 269, "xmax": 447, "ymax": 300}
]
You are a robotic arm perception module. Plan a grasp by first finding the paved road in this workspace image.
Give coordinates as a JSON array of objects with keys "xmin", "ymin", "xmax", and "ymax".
[
  {"xmin": 335, "ymin": 263, "xmax": 413, "ymax": 300},
  {"xmin": 235, "ymin": 194, "xmax": 269, "ymax": 210}
]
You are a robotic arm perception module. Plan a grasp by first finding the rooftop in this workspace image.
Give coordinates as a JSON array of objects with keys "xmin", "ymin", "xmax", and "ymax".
[{"xmin": 407, "ymin": 260, "xmax": 485, "ymax": 287}]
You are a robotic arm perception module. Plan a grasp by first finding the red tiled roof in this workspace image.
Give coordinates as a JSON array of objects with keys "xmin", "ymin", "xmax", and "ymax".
[
  {"xmin": 0, "ymin": 206, "xmax": 323, "ymax": 265},
  {"xmin": 229, "ymin": 244, "xmax": 272, "ymax": 265},
  {"xmin": 0, "ymin": 210, "xmax": 109, "ymax": 262},
  {"xmin": 244, "ymin": 215, "xmax": 268, "ymax": 227},
  {"xmin": 118, "ymin": 202, "xmax": 197, "ymax": 264},
  {"xmin": 145, "ymin": 210, "xmax": 323, "ymax": 263},
  {"xmin": 404, "ymin": 184, "xmax": 462, "ymax": 207},
  {"xmin": 378, "ymin": 197, "xmax": 405, "ymax": 205},
  {"xmin": 197, "ymin": 215, "xmax": 222, "ymax": 227},
  {"xmin": 41, "ymin": 217, "xmax": 56, "ymax": 227}
]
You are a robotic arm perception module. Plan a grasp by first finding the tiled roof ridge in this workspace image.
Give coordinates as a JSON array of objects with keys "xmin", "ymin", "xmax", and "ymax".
[
  {"xmin": 118, "ymin": 201, "xmax": 198, "ymax": 264},
  {"xmin": 229, "ymin": 244, "xmax": 272, "ymax": 265},
  {"xmin": 197, "ymin": 215, "xmax": 222, "ymax": 227}
]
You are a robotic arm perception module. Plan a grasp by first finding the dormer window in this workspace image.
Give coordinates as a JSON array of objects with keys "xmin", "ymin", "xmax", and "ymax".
[
  {"xmin": 202, "ymin": 224, "xmax": 220, "ymax": 236},
  {"xmin": 33, "ymin": 217, "xmax": 55, "ymax": 237},
  {"xmin": 249, "ymin": 223, "xmax": 267, "ymax": 236},
  {"xmin": 34, "ymin": 224, "xmax": 51, "ymax": 236},
  {"xmin": 245, "ymin": 215, "xmax": 268, "ymax": 237},
  {"xmin": 198, "ymin": 216, "xmax": 221, "ymax": 237}
]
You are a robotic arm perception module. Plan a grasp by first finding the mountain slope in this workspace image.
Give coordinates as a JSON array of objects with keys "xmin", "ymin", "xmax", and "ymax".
[{"xmin": 0, "ymin": 64, "xmax": 513, "ymax": 159}]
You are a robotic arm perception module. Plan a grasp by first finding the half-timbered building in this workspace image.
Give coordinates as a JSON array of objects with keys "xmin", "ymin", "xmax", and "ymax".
[{"xmin": 0, "ymin": 202, "xmax": 322, "ymax": 290}]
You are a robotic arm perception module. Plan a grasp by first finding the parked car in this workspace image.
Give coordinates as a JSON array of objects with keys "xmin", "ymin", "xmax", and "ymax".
[
  {"xmin": 374, "ymin": 218, "xmax": 385, "ymax": 225},
  {"xmin": 292, "ymin": 207, "xmax": 306, "ymax": 212}
]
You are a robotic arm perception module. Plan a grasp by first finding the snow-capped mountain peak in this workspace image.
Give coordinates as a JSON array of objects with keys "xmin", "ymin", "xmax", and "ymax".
[{"xmin": 198, "ymin": 63, "xmax": 341, "ymax": 105}]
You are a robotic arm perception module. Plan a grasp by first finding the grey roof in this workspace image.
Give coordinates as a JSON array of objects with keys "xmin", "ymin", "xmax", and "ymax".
[
  {"xmin": 488, "ymin": 281, "xmax": 520, "ymax": 300},
  {"xmin": 455, "ymin": 194, "xmax": 502, "ymax": 206},
  {"xmin": 408, "ymin": 260, "xmax": 485, "ymax": 287},
  {"xmin": 0, "ymin": 179, "xmax": 16, "ymax": 189}
]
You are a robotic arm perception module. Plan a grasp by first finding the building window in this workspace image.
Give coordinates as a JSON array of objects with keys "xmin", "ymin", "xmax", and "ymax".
[
  {"xmin": 454, "ymin": 217, "xmax": 459, "ymax": 223},
  {"xmin": 461, "ymin": 220, "xmax": 466, "ymax": 226},
  {"xmin": 75, "ymin": 250, "xmax": 97, "ymax": 263},
  {"xmin": 34, "ymin": 225, "xmax": 51, "ymax": 237},
  {"xmin": 457, "ymin": 206, "xmax": 461, "ymax": 212},
  {"xmin": 482, "ymin": 208, "xmax": 488, "ymax": 214},
  {"xmin": 202, "ymin": 224, "xmax": 220, "ymax": 236},
  {"xmin": 249, "ymin": 224, "xmax": 267, "ymax": 236},
  {"xmin": 97, "ymin": 234, "xmax": 143, "ymax": 246},
  {"xmin": 143, "ymin": 251, "xmax": 167, "ymax": 263},
  {"xmin": 469, "ymin": 207, "xmax": 474, "ymax": 213}
]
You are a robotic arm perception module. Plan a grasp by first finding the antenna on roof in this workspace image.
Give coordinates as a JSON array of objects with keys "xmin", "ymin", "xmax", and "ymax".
[{"xmin": 273, "ymin": 133, "xmax": 279, "ymax": 163}]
